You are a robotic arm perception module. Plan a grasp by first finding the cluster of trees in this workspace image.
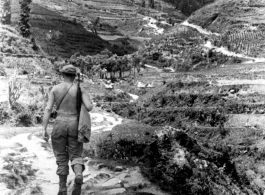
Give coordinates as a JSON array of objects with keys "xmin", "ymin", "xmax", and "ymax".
[
  {"xmin": 19, "ymin": 0, "xmax": 32, "ymax": 38},
  {"xmin": 54, "ymin": 49, "xmax": 145, "ymax": 81}
]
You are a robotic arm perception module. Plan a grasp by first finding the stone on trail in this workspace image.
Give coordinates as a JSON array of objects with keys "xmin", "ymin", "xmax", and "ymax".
[
  {"xmin": 94, "ymin": 173, "xmax": 111, "ymax": 182},
  {"xmin": 95, "ymin": 188, "xmax": 126, "ymax": 195},
  {"xmin": 114, "ymin": 166, "xmax": 124, "ymax": 172},
  {"xmin": 96, "ymin": 163, "xmax": 108, "ymax": 170},
  {"xmin": 16, "ymin": 147, "xmax": 28, "ymax": 153},
  {"xmin": 102, "ymin": 178, "xmax": 122, "ymax": 188},
  {"xmin": 116, "ymin": 172, "xmax": 130, "ymax": 180}
]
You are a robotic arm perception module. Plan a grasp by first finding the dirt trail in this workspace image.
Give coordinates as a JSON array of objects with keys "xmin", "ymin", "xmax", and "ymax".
[
  {"xmin": 182, "ymin": 21, "xmax": 265, "ymax": 63},
  {"xmin": 0, "ymin": 108, "xmax": 167, "ymax": 195},
  {"xmin": 0, "ymin": 76, "xmax": 164, "ymax": 195}
]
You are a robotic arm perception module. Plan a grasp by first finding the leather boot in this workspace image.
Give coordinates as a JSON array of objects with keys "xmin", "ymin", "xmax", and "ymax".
[
  {"xmin": 58, "ymin": 175, "xmax": 67, "ymax": 195},
  {"xmin": 71, "ymin": 164, "xmax": 83, "ymax": 195},
  {"xmin": 73, "ymin": 164, "xmax": 83, "ymax": 185},
  {"xmin": 71, "ymin": 183, "xmax": 82, "ymax": 195}
]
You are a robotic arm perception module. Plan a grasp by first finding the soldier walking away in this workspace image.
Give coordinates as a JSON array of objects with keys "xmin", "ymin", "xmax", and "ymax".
[{"xmin": 42, "ymin": 65, "xmax": 93, "ymax": 195}]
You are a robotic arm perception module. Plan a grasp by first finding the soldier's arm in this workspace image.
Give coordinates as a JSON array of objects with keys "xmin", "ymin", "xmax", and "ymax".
[
  {"xmin": 43, "ymin": 87, "xmax": 55, "ymax": 131},
  {"xmin": 81, "ymin": 87, "xmax": 93, "ymax": 111}
]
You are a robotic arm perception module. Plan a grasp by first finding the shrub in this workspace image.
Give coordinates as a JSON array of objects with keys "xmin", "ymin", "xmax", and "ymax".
[
  {"xmin": 0, "ymin": 102, "xmax": 10, "ymax": 124},
  {"xmin": 15, "ymin": 112, "xmax": 33, "ymax": 127},
  {"xmin": 30, "ymin": 184, "xmax": 42, "ymax": 194},
  {"xmin": 0, "ymin": 67, "xmax": 7, "ymax": 76},
  {"xmin": 8, "ymin": 71, "xmax": 23, "ymax": 109},
  {"xmin": 96, "ymin": 134, "xmax": 148, "ymax": 161}
]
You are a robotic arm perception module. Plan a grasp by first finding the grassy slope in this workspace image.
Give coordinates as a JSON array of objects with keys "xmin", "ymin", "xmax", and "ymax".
[{"xmin": 10, "ymin": 1, "xmax": 111, "ymax": 58}]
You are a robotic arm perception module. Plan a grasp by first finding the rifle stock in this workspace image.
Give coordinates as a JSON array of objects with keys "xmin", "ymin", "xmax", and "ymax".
[{"xmin": 77, "ymin": 73, "xmax": 82, "ymax": 121}]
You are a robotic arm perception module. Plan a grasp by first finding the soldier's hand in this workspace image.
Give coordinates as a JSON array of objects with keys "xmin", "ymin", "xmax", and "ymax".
[{"xmin": 43, "ymin": 130, "xmax": 50, "ymax": 142}]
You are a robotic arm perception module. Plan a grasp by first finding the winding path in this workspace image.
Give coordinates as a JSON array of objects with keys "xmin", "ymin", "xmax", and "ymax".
[{"xmin": 181, "ymin": 21, "xmax": 265, "ymax": 63}]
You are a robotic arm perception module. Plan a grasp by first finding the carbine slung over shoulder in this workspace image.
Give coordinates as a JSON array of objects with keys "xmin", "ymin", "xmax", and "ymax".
[{"xmin": 77, "ymin": 73, "xmax": 82, "ymax": 121}]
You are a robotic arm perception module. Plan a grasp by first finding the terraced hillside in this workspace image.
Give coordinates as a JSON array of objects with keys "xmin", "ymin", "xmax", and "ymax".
[
  {"xmin": 103, "ymin": 61, "xmax": 265, "ymax": 194},
  {"xmin": 10, "ymin": 1, "xmax": 112, "ymax": 58},
  {"xmin": 188, "ymin": 0, "xmax": 265, "ymax": 58},
  {"xmin": 9, "ymin": 0, "xmax": 188, "ymax": 57}
]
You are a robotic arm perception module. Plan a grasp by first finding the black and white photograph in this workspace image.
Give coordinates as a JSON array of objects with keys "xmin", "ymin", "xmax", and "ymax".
[{"xmin": 1, "ymin": 0, "xmax": 265, "ymax": 194}]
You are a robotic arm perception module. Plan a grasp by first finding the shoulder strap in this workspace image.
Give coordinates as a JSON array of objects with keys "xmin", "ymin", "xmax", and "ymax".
[{"xmin": 56, "ymin": 84, "xmax": 73, "ymax": 110}]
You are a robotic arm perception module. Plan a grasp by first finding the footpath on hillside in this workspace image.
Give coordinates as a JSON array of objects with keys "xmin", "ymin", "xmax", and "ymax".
[{"xmin": 0, "ymin": 109, "xmax": 168, "ymax": 195}]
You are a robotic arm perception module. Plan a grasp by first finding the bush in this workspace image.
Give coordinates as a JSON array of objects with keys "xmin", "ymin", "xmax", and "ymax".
[
  {"xmin": 15, "ymin": 112, "xmax": 33, "ymax": 127},
  {"xmin": 30, "ymin": 184, "xmax": 42, "ymax": 194},
  {"xmin": 96, "ymin": 134, "xmax": 148, "ymax": 161},
  {"xmin": 84, "ymin": 121, "xmax": 157, "ymax": 159},
  {"xmin": 0, "ymin": 102, "xmax": 10, "ymax": 125},
  {"xmin": 0, "ymin": 67, "xmax": 7, "ymax": 76}
]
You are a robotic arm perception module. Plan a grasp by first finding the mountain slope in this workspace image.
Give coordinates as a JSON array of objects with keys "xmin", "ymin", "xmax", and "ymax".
[
  {"xmin": 11, "ymin": 1, "xmax": 111, "ymax": 58},
  {"xmin": 188, "ymin": 0, "xmax": 265, "ymax": 57},
  {"xmin": 188, "ymin": 0, "xmax": 265, "ymax": 33}
]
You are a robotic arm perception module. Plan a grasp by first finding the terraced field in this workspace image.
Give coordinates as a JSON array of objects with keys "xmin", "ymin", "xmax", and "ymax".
[
  {"xmin": 8, "ymin": 0, "xmax": 186, "ymax": 57},
  {"xmin": 125, "ymin": 61, "xmax": 265, "ymax": 193}
]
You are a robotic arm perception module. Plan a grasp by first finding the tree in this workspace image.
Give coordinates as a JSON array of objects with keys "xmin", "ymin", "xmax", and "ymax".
[
  {"xmin": 1, "ymin": 0, "xmax": 11, "ymax": 24},
  {"xmin": 141, "ymin": 0, "xmax": 146, "ymax": 7},
  {"xmin": 157, "ymin": 2, "xmax": 162, "ymax": 11},
  {"xmin": 132, "ymin": 55, "xmax": 141, "ymax": 78},
  {"xmin": 19, "ymin": 0, "xmax": 32, "ymax": 38},
  {"xmin": 148, "ymin": 0, "xmax": 154, "ymax": 8}
]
